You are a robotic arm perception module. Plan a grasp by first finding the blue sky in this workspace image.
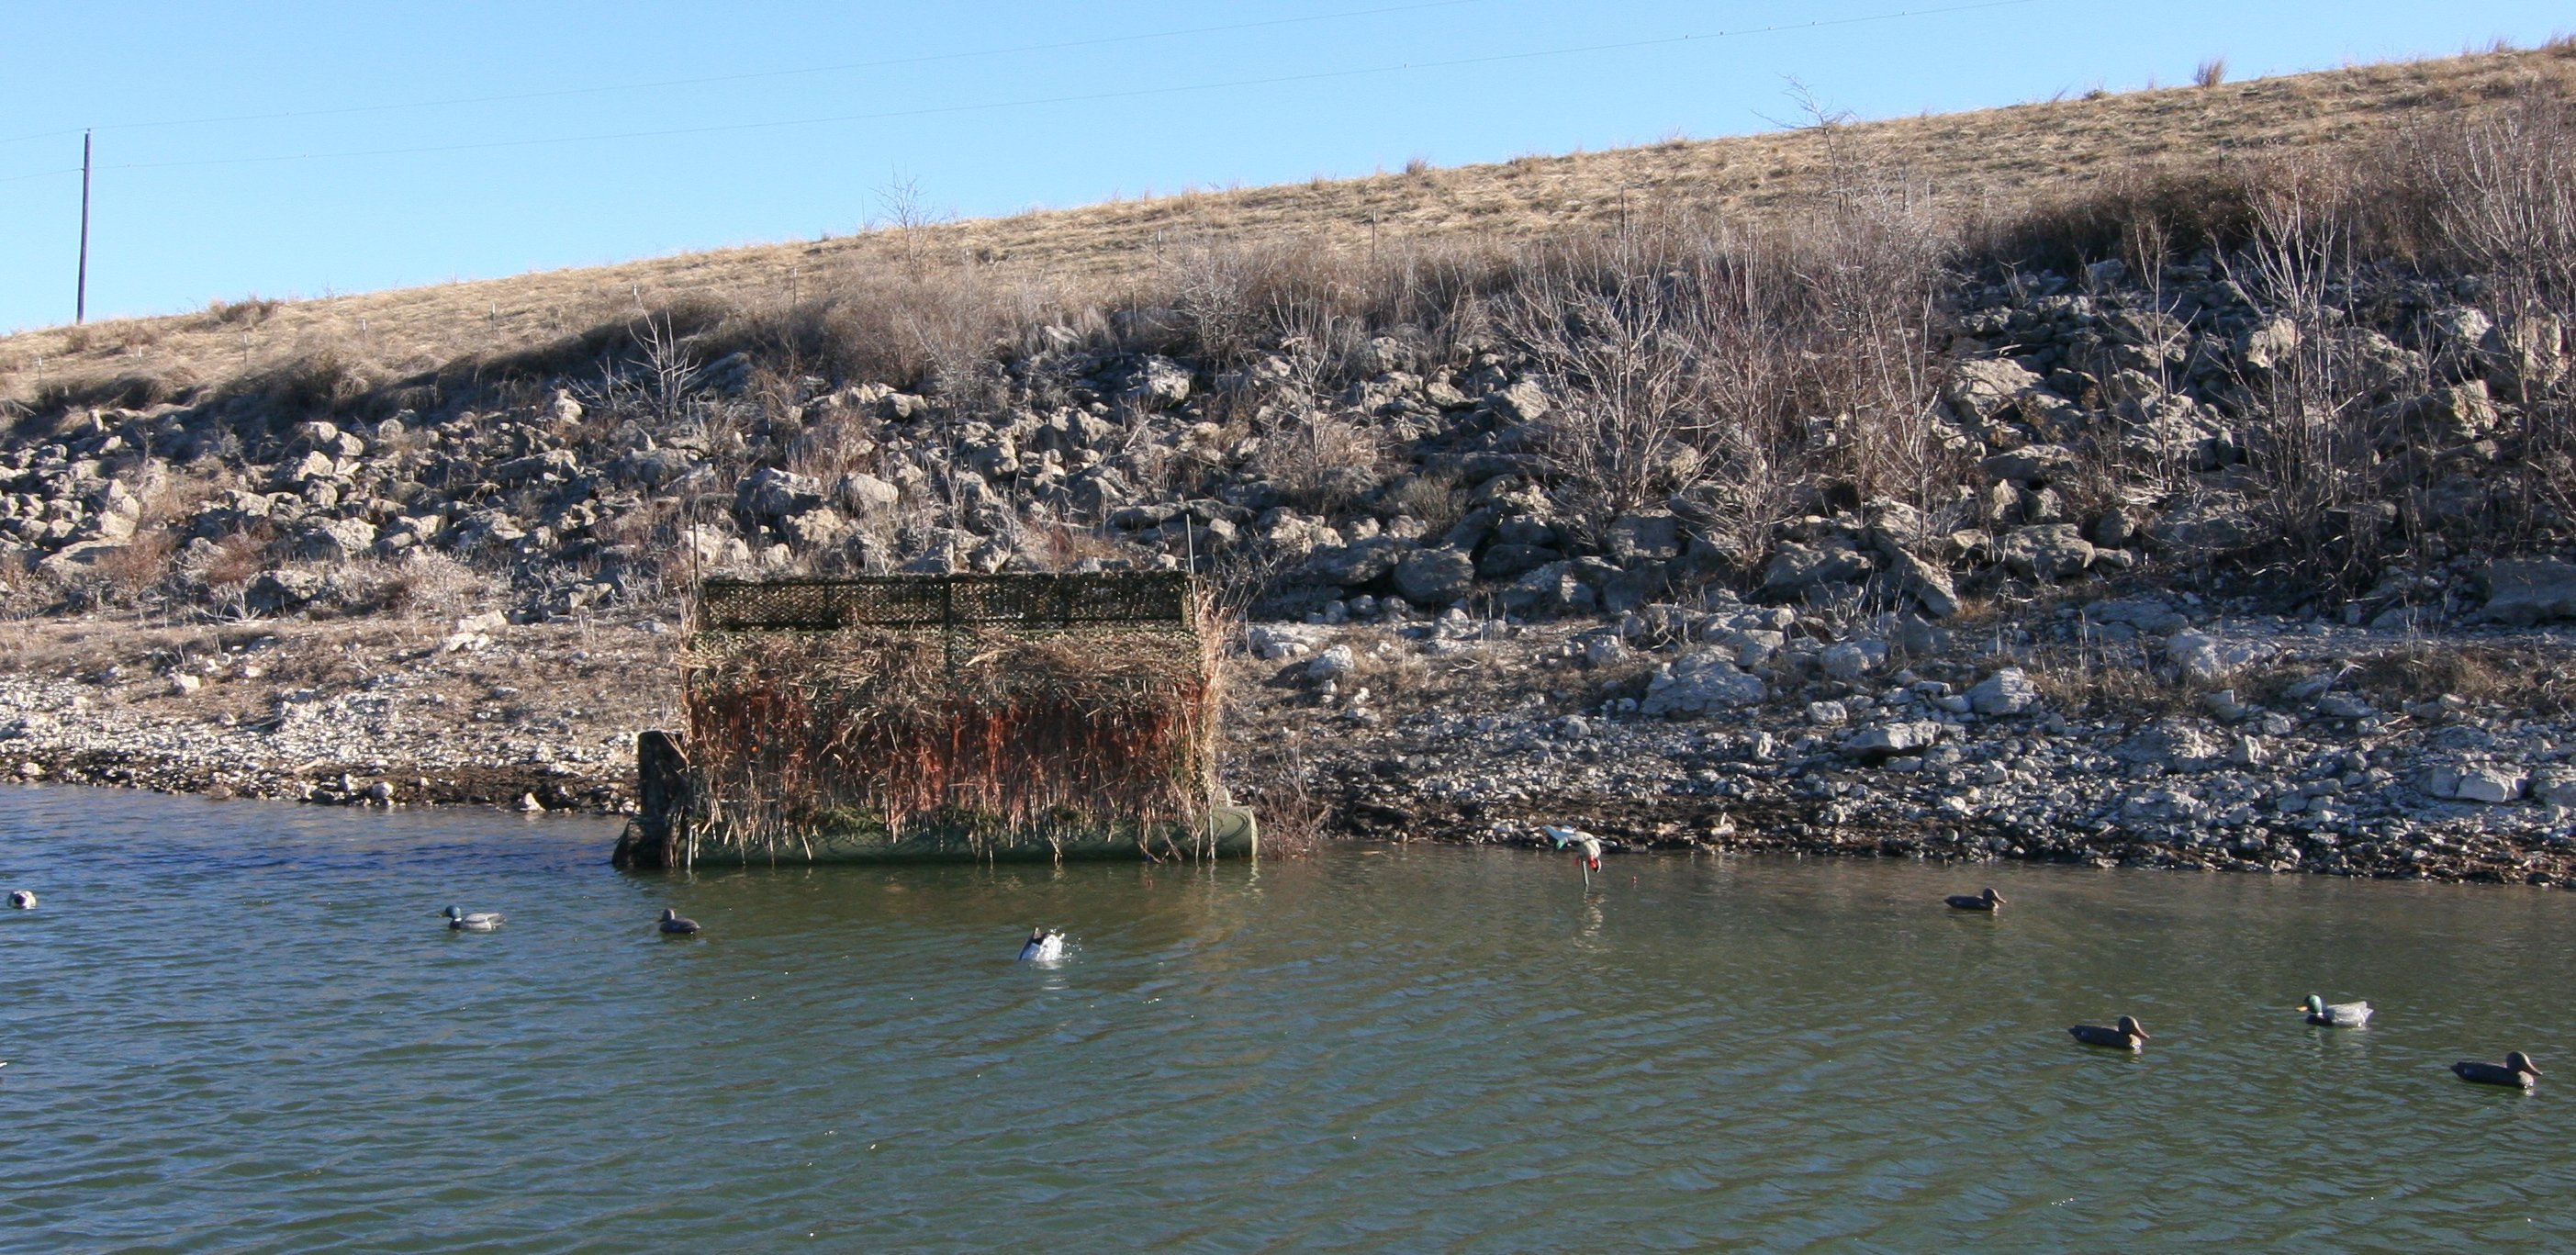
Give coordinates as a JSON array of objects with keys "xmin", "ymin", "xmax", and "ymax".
[{"xmin": 1, "ymin": 1, "xmax": 2568, "ymax": 333}]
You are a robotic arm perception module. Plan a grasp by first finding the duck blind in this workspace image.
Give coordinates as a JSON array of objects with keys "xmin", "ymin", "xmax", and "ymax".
[
  {"xmin": 692, "ymin": 572, "xmax": 1197, "ymax": 635},
  {"xmin": 673, "ymin": 572, "xmax": 1219, "ymax": 857}
]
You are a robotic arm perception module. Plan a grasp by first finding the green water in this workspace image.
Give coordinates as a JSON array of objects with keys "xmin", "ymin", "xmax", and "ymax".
[{"xmin": 2, "ymin": 785, "xmax": 2569, "ymax": 1251}]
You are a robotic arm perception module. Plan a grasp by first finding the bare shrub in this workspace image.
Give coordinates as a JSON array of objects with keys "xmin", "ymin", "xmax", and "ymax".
[
  {"xmin": 1496, "ymin": 226, "xmax": 1723, "ymax": 541},
  {"xmin": 2195, "ymin": 58, "xmax": 2229, "ymax": 89},
  {"xmin": 1383, "ymin": 470, "xmax": 1466, "ymax": 532},
  {"xmin": 203, "ymin": 296, "xmax": 283, "ymax": 329},
  {"xmin": 2221, "ymin": 152, "xmax": 2391, "ymax": 584},
  {"xmin": 1224, "ymin": 739, "xmax": 1334, "ymax": 857},
  {"xmin": 232, "ymin": 346, "xmax": 383, "ymax": 416},
  {"xmin": 1249, "ymin": 404, "xmax": 1385, "ymax": 511},
  {"xmin": 378, "ymin": 551, "xmax": 492, "ymax": 621}
]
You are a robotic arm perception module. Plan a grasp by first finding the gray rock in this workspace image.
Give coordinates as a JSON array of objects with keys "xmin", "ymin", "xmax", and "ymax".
[
  {"xmin": 1945, "ymin": 358, "xmax": 2045, "ymax": 420},
  {"xmin": 1979, "ymin": 443, "xmax": 2078, "ymax": 486},
  {"xmin": 1491, "ymin": 379, "xmax": 1551, "ymax": 423},
  {"xmin": 1820, "ymin": 641, "xmax": 1885, "ymax": 681},
  {"xmin": 2167, "ymin": 631, "xmax": 2273, "ymax": 683},
  {"xmin": 613, "ymin": 447, "xmax": 701, "ymax": 487},
  {"xmin": 2425, "ymin": 764, "xmax": 2527, "ymax": 804},
  {"xmin": 1762, "ymin": 541, "xmax": 1872, "ymax": 597},
  {"xmin": 1120, "ymin": 356, "xmax": 1193, "ymax": 409},
  {"xmin": 1499, "ymin": 561, "xmax": 1596, "ymax": 617},
  {"xmin": 246, "ymin": 568, "xmax": 327, "ymax": 614},
  {"xmin": 837, "ymin": 473, "xmax": 902, "ymax": 513},
  {"xmin": 1640, "ymin": 650, "xmax": 1766, "ymax": 715},
  {"xmin": 295, "ymin": 518, "xmax": 378, "ymax": 562},
  {"xmin": 1478, "ymin": 543, "xmax": 1561, "ymax": 580},
  {"xmin": 1996, "ymin": 524, "xmax": 2095, "ymax": 581},
  {"xmin": 1842, "ymin": 720, "xmax": 1945, "ymax": 759},
  {"xmin": 1393, "ymin": 546, "xmax": 1476, "ymax": 606},
  {"xmin": 2481, "ymin": 558, "xmax": 2576, "ymax": 626},
  {"xmin": 1307, "ymin": 644, "xmax": 1357, "ymax": 681},
  {"xmin": 494, "ymin": 450, "xmax": 581, "ymax": 487},
  {"xmin": 2236, "ymin": 316, "xmax": 2301, "ymax": 372},
  {"xmin": 2087, "ymin": 597, "xmax": 2186, "ymax": 634},
  {"xmin": 1966, "ymin": 667, "xmax": 2041, "ymax": 715},
  {"xmin": 779, "ymin": 508, "xmax": 851, "ymax": 548},
  {"xmin": 1606, "ymin": 513, "xmax": 1683, "ymax": 566},
  {"xmin": 2149, "ymin": 494, "xmax": 2257, "ymax": 556},
  {"xmin": 1880, "ymin": 548, "xmax": 1961, "ymax": 619},
  {"xmin": 1307, "ymin": 537, "xmax": 1414, "ymax": 588},
  {"xmin": 2313, "ymin": 693, "xmax": 2376, "ymax": 720},
  {"xmin": 738, "ymin": 467, "xmax": 825, "ymax": 521}
]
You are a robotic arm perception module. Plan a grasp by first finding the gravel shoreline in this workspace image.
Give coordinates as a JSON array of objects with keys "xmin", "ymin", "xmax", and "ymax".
[{"xmin": 6, "ymin": 596, "xmax": 2569, "ymax": 887}]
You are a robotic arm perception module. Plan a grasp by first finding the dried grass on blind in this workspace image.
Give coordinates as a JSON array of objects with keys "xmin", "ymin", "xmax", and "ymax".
[{"xmin": 680, "ymin": 623, "xmax": 1219, "ymax": 854}]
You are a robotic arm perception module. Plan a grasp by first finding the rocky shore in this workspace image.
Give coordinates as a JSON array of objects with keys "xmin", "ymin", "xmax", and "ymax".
[{"xmin": 4, "ymin": 581, "xmax": 2570, "ymax": 887}]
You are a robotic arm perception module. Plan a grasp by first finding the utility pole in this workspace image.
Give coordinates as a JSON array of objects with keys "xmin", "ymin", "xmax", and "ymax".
[{"xmin": 75, "ymin": 130, "xmax": 93, "ymax": 325}]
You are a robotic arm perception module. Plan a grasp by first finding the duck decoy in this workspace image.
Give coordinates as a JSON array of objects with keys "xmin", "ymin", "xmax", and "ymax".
[
  {"xmin": 2451, "ymin": 1052, "xmax": 2540, "ymax": 1089},
  {"xmin": 2069, "ymin": 1015, "xmax": 2151, "ymax": 1051},
  {"xmin": 1945, "ymin": 887, "xmax": 2005, "ymax": 911},
  {"xmin": 6, "ymin": 891, "xmax": 34, "ymax": 910},
  {"xmin": 441, "ymin": 905, "xmax": 505, "ymax": 932},
  {"xmin": 1545, "ymin": 825, "xmax": 1605, "ymax": 885},
  {"xmin": 1018, "ymin": 927, "xmax": 1064, "ymax": 962},
  {"xmin": 658, "ymin": 907, "xmax": 702, "ymax": 936},
  {"xmin": 2299, "ymin": 994, "xmax": 2372, "ymax": 1026}
]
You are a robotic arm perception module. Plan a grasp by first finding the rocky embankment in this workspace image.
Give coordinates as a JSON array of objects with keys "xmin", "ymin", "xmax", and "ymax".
[{"xmin": 1237, "ymin": 594, "xmax": 2576, "ymax": 887}]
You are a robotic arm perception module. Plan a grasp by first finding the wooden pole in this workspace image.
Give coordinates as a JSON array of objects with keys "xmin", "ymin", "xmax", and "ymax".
[{"xmin": 75, "ymin": 131, "xmax": 93, "ymax": 325}]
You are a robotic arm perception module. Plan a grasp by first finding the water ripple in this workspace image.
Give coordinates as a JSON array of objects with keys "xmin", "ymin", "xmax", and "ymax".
[{"xmin": 3, "ymin": 786, "xmax": 2572, "ymax": 1249}]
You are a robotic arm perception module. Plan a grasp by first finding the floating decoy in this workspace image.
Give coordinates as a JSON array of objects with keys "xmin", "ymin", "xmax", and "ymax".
[
  {"xmin": 1945, "ymin": 887, "xmax": 2005, "ymax": 912},
  {"xmin": 2069, "ymin": 1015, "xmax": 2151, "ymax": 1051},
  {"xmin": 2451, "ymin": 1052, "xmax": 2541, "ymax": 1089},
  {"xmin": 1018, "ymin": 927, "xmax": 1064, "ymax": 962},
  {"xmin": 658, "ymin": 908, "xmax": 702, "ymax": 936},
  {"xmin": 2300, "ymin": 994, "xmax": 2372, "ymax": 1026},
  {"xmin": 6, "ymin": 891, "xmax": 34, "ymax": 910},
  {"xmin": 441, "ymin": 905, "xmax": 505, "ymax": 932}
]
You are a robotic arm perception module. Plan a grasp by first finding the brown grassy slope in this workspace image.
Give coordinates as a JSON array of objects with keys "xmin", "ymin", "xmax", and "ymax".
[{"xmin": 5, "ymin": 45, "xmax": 2571, "ymax": 406}]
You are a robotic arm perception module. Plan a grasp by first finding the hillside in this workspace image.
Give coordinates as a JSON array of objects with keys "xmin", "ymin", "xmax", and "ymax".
[
  {"xmin": 2, "ymin": 42, "xmax": 2574, "ymax": 880},
  {"xmin": 3, "ymin": 45, "xmax": 2571, "ymax": 400}
]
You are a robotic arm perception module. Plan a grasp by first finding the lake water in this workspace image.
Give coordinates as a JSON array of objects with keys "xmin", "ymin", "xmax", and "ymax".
[{"xmin": 3, "ymin": 785, "xmax": 2570, "ymax": 1251}]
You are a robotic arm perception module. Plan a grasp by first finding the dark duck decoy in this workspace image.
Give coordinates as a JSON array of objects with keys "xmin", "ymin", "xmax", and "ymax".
[
  {"xmin": 657, "ymin": 907, "xmax": 702, "ymax": 936},
  {"xmin": 1018, "ymin": 927, "xmax": 1064, "ymax": 962},
  {"xmin": 2069, "ymin": 1015, "xmax": 2151, "ymax": 1051},
  {"xmin": 2452, "ymin": 1052, "xmax": 2540, "ymax": 1089},
  {"xmin": 1945, "ymin": 887, "xmax": 2005, "ymax": 912}
]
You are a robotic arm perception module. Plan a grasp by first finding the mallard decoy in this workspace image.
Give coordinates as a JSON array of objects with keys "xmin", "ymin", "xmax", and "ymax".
[
  {"xmin": 2069, "ymin": 1015, "xmax": 2151, "ymax": 1050},
  {"xmin": 2300, "ymin": 994, "xmax": 2372, "ymax": 1026},
  {"xmin": 1018, "ymin": 927, "xmax": 1064, "ymax": 962},
  {"xmin": 6, "ymin": 891, "xmax": 34, "ymax": 910},
  {"xmin": 2452, "ymin": 1052, "xmax": 2540, "ymax": 1089},
  {"xmin": 441, "ymin": 905, "xmax": 504, "ymax": 932},
  {"xmin": 1945, "ymin": 888, "xmax": 2005, "ymax": 911},
  {"xmin": 658, "ymin": 908, "xmax": 701, "ymax": 936}
]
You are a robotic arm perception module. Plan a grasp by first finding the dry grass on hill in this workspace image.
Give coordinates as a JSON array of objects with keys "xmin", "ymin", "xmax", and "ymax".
[{"xmin": 4, "ymin": 44, "xmax": 2572, "ymax": 412}]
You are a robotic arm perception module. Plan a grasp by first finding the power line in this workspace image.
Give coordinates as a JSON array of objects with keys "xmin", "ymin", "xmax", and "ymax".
[
  {"xmin": 83, "ymin": 0, "xmax": 2055, "ymax": 176},
  {"xmin": 0, "ymin": 0, "xmax": 1495, "ymax": 150}
]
